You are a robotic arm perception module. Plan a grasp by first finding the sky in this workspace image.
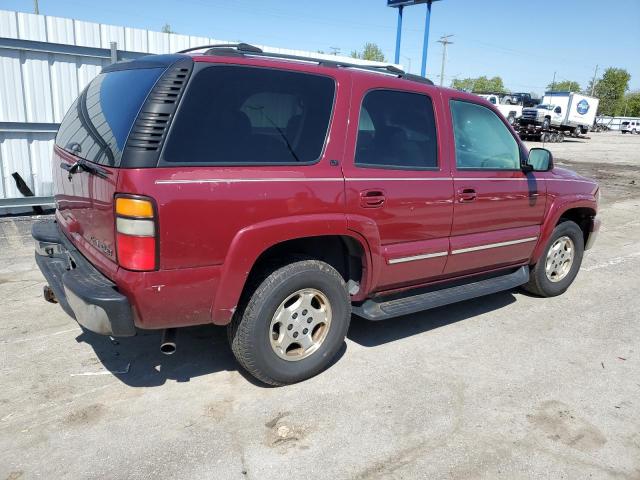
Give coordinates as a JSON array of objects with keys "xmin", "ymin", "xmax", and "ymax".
[{"xmin": 4, "ymin": 0, "xmax": 640, "ymax": 94}]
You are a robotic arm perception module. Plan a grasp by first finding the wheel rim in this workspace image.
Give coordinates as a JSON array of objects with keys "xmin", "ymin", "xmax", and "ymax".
[
  {"xmin": 545, "ymin": 236, "xmax": 575, "ymax": 282},
  {"xmin": 269, "ymin": 288, "xmax": 332, "ymax": 361}
]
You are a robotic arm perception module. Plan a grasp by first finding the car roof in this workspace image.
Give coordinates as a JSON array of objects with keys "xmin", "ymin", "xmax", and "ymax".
[{"xmin": 178, "ymin": 43, "xmax": 436, "ymax": 89}]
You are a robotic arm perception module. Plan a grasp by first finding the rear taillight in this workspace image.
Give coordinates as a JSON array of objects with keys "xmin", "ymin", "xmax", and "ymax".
[{"xmin": 115, "ymin": 195, "xmax": 157, "ymax": 271}]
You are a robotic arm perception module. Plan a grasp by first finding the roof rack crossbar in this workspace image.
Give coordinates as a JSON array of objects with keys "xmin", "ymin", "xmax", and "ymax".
[{"xmin": 178, "ymin": 42, "xmax": 263, "ymax": 54}]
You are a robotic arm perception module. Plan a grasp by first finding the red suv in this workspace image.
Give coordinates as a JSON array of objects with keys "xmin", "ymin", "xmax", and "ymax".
[{"xmin": 33, "ymin": 44, "xmax": 600, "ymax": 385}]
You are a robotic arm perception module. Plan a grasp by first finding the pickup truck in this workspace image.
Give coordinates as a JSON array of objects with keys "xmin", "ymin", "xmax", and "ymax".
[
  {"xmin": 476, "ymin": 94, "xmax": 523, "ymax": 124},
  {"xmin": 505, "ymin": 92, "xmax": 540, "ymax": 108},
  {"xmin": 33, "ymin": 44, "xmax": 600, "ymax": 385}
]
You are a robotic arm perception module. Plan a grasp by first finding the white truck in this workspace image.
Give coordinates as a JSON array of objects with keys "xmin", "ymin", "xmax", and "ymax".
[
  {"xmin": 477, "ymin": 94, "xmax": 523, "ymax": 125},
  {"xmin": 520, "ymin": 92, "xmax": 599, "ymax": 136}
]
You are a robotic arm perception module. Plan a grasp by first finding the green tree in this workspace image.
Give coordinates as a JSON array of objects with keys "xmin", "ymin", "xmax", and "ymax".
[
  {"xmin": 591, "ymin": 68, "xmax": 631, "ymax": 115},
  {"xmin": 622, "ymin": 91, "xmax": 640, "ymax": 117},
  {"xmin": 350, "ymin": 43, "xmax": 385, "ymax": 62},
  {"xmin": 547, "ymin": 80, "xmax": 581, "ymax": 92},
  {"xmin": 161, "ymin": 23, "xmax": 174, "ymax": 34},
  {"xmin": 451, "ymin": 76, "xmax": 507, "ymax": 94}
]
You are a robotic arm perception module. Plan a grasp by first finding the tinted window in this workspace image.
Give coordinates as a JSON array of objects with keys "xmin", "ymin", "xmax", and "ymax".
[
  {"xmin": 55, "ymin": 68, "xmax": 162, "ymax": 166},
  {"xmin": 355, "ymin": 90, "xmax": 437, "ymax": 169},
  {"xmin": 162, "ymin": 66, "xmax": 335, "ymax": 164},
  {"xmin": 450, "ymin": 100, "xmax": 520, "ymax": 170}
]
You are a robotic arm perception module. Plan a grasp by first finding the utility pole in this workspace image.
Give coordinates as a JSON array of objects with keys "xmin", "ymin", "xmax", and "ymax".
[
  {"xmin": 437, "ymin": 34, "xmax": 453, "ymax": 87},
  {"xmin": 551, "ymin": 71, "xmax": 556, "ymax": 91},
  {"xmin": 590, "ymin": 64, "xmax": 599, "ymax": 96},
  {"xmin": 33, "ymin": 0, "xmax": 39, "ymax": 14},
  {"xmin": 329, "ymin": 46, "xmax": 340, "ymax": 56},
  {"xmin": 402, "ymin": 56, "xmax": 412, "ymax": 74}
]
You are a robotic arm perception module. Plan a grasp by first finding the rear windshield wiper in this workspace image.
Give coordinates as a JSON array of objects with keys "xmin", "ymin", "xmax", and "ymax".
[{"xmin": 60, "ymin": 159, "xmax": 109, "ymax": 180}]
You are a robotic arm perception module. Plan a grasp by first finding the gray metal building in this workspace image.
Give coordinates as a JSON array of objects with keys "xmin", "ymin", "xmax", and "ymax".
[{"xmin": 0, "ymin": 9, "xmax": 388, "ymax": 211}]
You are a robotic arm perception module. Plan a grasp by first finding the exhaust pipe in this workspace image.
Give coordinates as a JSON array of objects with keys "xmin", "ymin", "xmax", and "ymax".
[
  {"xmin": 160, "ymin": 328, "xmax": 177, "ymax": 355},
  {"xmin": 43, "ymin": 285, "xmax": 58, "ymax": 304}
]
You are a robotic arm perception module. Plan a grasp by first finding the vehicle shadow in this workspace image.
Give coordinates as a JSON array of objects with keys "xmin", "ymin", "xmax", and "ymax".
[
  {"xmin": 76, "ymin": 290, "xmax": 518, "ymax": 387},
  {"xmin": 348, "ymin": 290, "xmax": 518, "ymax": 347},
  {"xmin": 75, "ymin": 323, "xmax": 347, "ymax": 388}
]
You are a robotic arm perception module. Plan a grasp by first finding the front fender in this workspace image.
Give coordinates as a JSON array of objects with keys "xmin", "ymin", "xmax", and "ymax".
[
  {"xmin": 211, "ymin": 214, "xmax": 374, "ymax": 325},
  {"xmin": 531, "ymin": 194, "xmax": 597, "ymax": 264}
]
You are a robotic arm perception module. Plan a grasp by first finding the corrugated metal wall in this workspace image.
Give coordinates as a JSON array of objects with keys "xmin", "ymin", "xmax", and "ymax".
[{"xmin": 0, "ymin": 9, "xmax": 388, "ymax": 208}]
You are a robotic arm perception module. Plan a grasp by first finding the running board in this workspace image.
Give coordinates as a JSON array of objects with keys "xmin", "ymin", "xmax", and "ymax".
[{"xmin": 352, "ymin": 266, "xmax": 529, "ymax": 321}]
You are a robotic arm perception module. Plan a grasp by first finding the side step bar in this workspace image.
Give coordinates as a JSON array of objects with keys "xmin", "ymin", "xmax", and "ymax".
[{"xmin": 352, "ymin": 266, "xmax": 529, "ymax": 321}]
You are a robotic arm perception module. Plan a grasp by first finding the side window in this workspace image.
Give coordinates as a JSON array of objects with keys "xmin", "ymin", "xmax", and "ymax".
[
  {"xmin": 450, "ymin": 100, "xmax": 520, "ymax": 170},
  {"xmin": 355, "ymin": 89, "xmax": 438, "ymax": 169},
  {"xmin": 162, "ymin": 66, "xmax": 335, "ymax": 164}
]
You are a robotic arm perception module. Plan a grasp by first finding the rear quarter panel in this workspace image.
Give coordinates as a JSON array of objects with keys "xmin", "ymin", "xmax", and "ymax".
[{"xmin": 116, "ymin": 61, "xmax": 353, "ymax": 325}]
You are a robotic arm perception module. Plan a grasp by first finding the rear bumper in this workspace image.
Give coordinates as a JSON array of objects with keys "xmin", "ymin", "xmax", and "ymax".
[{"xmin": 32, "ymin": 219, "xmax": 136, "ymax": 337}]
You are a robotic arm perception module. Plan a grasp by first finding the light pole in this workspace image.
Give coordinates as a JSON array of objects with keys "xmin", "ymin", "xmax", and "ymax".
[
  {"xmin": 437, "ymin": 34, "xmax": 453, "ymax": 86},
  {"xmin": 388, "ymin": 0, "xmax": 442, "ymax": 77}
]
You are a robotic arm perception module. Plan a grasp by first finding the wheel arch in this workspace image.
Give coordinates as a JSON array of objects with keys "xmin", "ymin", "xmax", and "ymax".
[
  {"xmin": 210, "ymin": 215, "xmax": 372, "ymax": 325},
  {"xmin": 531, "ymin": 199, "xmax": 597, "ymax": 264}
]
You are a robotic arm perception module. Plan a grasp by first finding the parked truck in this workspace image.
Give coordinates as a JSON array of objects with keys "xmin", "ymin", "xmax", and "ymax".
[
  {"xmin": 503, "ymin": 92, "xmax": 540, "ymax": 108},
  {"xmin": 476, "ymin": 94, "xmax": 523, "ymax": 125},
  {"xmin": 520, "ymin": 92, "xmax": 599, "ymax": 137}
]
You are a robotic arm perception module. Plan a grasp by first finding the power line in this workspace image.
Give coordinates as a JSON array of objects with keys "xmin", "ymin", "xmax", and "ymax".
[{"xmin": 437, "ymin": 34, "xmax": 454, "ymax": 87}]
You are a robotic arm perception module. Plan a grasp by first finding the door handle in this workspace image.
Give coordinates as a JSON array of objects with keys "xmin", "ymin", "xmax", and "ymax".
[
  {"xmin": 360, "ymin": 190, "xmax": 386, "ymax": 208},
  {"xmin": 457, "ymin": 188, "xmax": 477, "ymax": 203}
]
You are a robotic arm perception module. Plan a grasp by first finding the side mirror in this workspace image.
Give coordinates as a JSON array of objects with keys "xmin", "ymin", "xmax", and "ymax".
[
  {"xmin": 554, "ymin": 106, "xmax": 562, "ymax": 114},
  {"xmin": 526, "ymin": 148, "xmax": 554, "ymax": 172}
]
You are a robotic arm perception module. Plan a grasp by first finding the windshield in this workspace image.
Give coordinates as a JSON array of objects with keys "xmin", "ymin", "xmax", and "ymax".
[
  {"xmin": 621, "ymin": 122, "xmax": 629, "ymax": 126},
  {"xmin": 535, "ymin": 104, "xmax": 553, "ymax": 110}
]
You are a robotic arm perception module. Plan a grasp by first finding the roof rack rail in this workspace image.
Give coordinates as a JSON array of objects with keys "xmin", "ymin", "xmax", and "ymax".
[
  {"xmin": 178, "ymin": 44, "xmax": 434, "ymax": 86},
  {"xmin": 177, "ymin": 42, "xmax": 263, "ymax": 54}
]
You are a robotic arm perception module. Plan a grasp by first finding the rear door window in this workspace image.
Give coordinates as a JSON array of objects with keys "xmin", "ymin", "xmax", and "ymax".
[
  {"xmin": 161, "ymin": 66, "xmax": 335, "ymax": 165},
  {"xmin": 354, "ymin": 89, "xmax": 438, "ymax": 169},
  {"xmin": 55, "ymin": 68, "xmax": 163, "ymax": 166}
]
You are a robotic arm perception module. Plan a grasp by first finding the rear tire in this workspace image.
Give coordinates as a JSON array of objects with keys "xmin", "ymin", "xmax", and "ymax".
[
  {"xmin": 228, "ymin": 260, "xmax": 351, "ymax": 386},
  {"xmin": 523, "ymin": 221, "xmax": 584, "ymax": 297}
]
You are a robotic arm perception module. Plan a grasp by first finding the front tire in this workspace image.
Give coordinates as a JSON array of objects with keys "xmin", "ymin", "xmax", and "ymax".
[
  {"xmin": 523, "ymin": 221, "xmax": 584, "ymax": 297},
  {"xmin": 228, "ymin": 260, "xmax": 351, "ymax": 386}
]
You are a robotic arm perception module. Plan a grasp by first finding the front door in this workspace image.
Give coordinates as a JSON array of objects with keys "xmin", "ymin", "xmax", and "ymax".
[
  {"xmin": 343, "ymin": 79, "xmax": 453, "ymax": 291},
  {"xmin": 444, "ymin": 97, "xmax": 547, "ymax": 276}
]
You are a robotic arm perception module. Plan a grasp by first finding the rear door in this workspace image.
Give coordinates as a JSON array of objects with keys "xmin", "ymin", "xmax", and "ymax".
[
  {"xmin": 444, "ymin": 95, "xmax": 547, "ymax": 276},
  {"xmin": 54, "ymin": 67, "xmax": 165, "ymax": 277},
  {"xmin": 343, "ymin": 76, "xmax": 453, "ymax": 291}
]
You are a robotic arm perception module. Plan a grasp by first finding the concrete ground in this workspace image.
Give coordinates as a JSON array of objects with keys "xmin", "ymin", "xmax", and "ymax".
[{"xmin": 1, "ymin": 131, "xmax": 639, "ymax": 479}]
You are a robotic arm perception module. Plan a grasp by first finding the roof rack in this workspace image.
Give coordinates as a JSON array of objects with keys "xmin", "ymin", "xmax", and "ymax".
[
  {"xmin": 177, "ymin": 43, "xmax": 263, "ymax": 54},
  {"xmin": 180, "ymin": 42, "xmax": 434, "ymax": 86}
]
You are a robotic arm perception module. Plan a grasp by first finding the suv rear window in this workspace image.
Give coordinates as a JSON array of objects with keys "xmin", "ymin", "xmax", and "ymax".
[
  {"xmin": 55, "ymin": 68, "xmax": 163, "ymax": 167},
  {"xmin": 161, "ymin": 66, "xmax": 335, "ymax": 165}
]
